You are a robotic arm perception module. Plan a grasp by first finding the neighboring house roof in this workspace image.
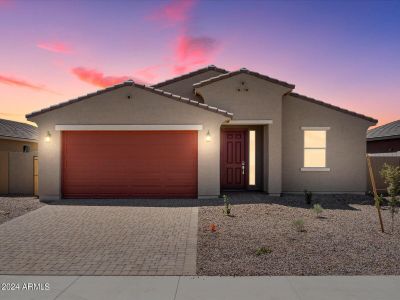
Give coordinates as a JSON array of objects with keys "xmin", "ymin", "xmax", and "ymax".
[
  {"xmin": 26, "ymin": 80, "xmax": 233, "ymax": 119},
  {"xmin": 289, "ymin": 93, "xmax": 378, "ymax": 124},
  {"xmin": 367, "ymin": 120, "xmax": 400, "ymax": 140},
  {"xmin": 0, "ymin": 118, "xmax": 39, "ymax": 141},
  {"xmin": 152, "ymin": 65, "xmax": 228, "ymax": 88},
  {"xmin": 193, "ymin": 68, "xmax": 295, "ymax": 89}
]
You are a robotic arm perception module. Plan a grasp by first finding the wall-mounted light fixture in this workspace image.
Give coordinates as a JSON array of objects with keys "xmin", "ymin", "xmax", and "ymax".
[
  {"xmin": 45, "ymin": 131, "xmax": 51, "ymax": 142},
  {"xmin": 206, "ymin": 130, "xmax": 212, "ymax": 142}
]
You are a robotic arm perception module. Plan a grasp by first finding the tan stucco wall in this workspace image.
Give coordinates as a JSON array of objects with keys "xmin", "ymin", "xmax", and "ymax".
[
  {"xmin": 8, "ymin": 152, "xmax": 36, "ymax": 195},
  {"xmin": 0, "ymin": 139, "xmax": 38, "ymax": 152},
  {"xmin": 28, "ymin": 86, "xmax": 228, "ymax": 200},
  {"xmin": 282, "ymin": 94, "xmax": 373, "ymax": 192},
  {"xmin": 0, "ymin": 150, "xmax": 37, "ymax": 195},
  {"xmin": 0, "ymin": 152, "xmax": 8, "ymax": 194},
  {"xmin": 196, "ymin": 74, "xmax": 292, "ymax": 194},
  {"xmin": 156, "ymin": 70, "xmax": 223, "ymax": 100}
]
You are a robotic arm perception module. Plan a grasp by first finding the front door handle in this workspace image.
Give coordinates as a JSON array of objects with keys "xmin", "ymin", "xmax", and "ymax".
[{"xmin": 242, "ymin": 161, "xmax": 245, "ymax": 175}]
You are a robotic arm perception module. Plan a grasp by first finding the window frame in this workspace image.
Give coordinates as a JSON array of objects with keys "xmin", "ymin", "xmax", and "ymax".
[{"xmin": 301, "ymin": 127, "xmax": 330, "ymax": 172}]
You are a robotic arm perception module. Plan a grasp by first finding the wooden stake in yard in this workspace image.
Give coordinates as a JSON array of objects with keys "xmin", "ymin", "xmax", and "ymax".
[{"xmin": 366, "ymin": 154, "xmax": 384, "ymax": 233}]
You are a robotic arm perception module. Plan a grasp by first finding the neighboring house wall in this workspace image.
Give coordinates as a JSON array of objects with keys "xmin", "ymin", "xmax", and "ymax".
[
  {"xmin": 29, "ymin": 86, "xmax": 228, "ymax": 201},
  {"xmin": 0, "ymin": 138, "xmax": 38, "ymax": 152},
  {"xmin": 0, "ymin": 152, "xmax": 8, "ymax": 194},
  {"xmin": 367, "ymin": 138, "xmax": 400, "ymax": 153},
  {"xmin": 195, "ymin": 73, "xmax": 292, "ymax": 194},
  {"xmin": 282, "ymin": 94, "xmax": 372, "ymax": 192},
  {"xmin": 155, "ymin": 70, "xmax": 223, "ymax": 101},
  {"xmin": 0, "ymin": 138, "xmax": 38, "ymax": 195},
  {"xmin": 8, "ymin": 152, "xmax": 36, "ymax": 194},
  {"xmin": 0, "ymin": 151, "xmax": 37, "ymax": 195}
]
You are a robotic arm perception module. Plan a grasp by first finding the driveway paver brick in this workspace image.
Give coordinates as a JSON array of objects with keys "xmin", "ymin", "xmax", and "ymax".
[{"xmin": 0, "ymin": 203, "xmax": 198, "ymax": 275}]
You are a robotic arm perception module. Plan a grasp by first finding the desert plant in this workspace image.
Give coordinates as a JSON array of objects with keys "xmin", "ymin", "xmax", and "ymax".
[
  {"xmin": 293, "ymin": 218, "xmax": 306, "ymax": 232},
  {"xmin": 312, "ymin": 203, "xmax": 324, "ymax": 218},
  {"xmin": 375, "ymin": 194, "xmax": 384, "ymax": 207},
  {"xmin": 304, "ymin": 190, "xmax": 313, "ymax": 205},
  {"xmin": 380, "ymin": 164, "xmax": 400, "ymax": 232},
  {"xmin": 255, "ymin": 246, "xmax": 272, "ymax": 256},
  {"xmin": 222, "ymin": 194, "xmax": 232, "ymax": 216}
]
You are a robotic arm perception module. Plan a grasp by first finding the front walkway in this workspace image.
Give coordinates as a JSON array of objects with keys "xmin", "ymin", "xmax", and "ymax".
[{"xmin": 0, "ymin": 203, "xmax": 198, "ymax": 275}]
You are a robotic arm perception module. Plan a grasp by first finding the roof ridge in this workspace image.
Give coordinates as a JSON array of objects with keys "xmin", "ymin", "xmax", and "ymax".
[
  {"xmin": 193, "ymin": 68, "xmax": 295, "ymax": 89},
  {"xmin": 369, "ymin": 119, "xmax": 400, "ymax": 131},
  {"xmin": 26, "ymin": 80, "xmax": 233, "ymax": 119},
  {"xmin": 152, "ymin": 65, "xmax": 228, "ymax": 88},
  {"xmin": 0, "ymin": 118, "xmax": 39, "ymax": 140},
  {"xmin": 367, "ymin": 119, "xmax": 399, "ymax": 139},
  {"xmin": 0, "ymin": 118, "xmax": 36, "ymax": 127},
  {"xmin": 289, "ymin": 92, "xmax": 377, "ymax": 124}
]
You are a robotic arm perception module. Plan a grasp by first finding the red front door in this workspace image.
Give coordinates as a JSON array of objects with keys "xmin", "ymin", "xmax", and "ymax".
[{"xmin": 221, "ymin": 129, "xmax": 247, "ymax": 190}]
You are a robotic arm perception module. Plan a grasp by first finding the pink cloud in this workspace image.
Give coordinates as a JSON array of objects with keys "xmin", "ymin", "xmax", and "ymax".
[
  {"xmin": 37, "ymin": 42, "xmax": 72, "ymax": 54},
  {"xmin": 0, "ymin": 74, "xmax": 55, "ymax": 93},
  {"xmin": 134, "ymin": 65, "xmax": 160, "ymax": 82},
  {"xmin": 71, "ymin": 67, "xmax": 132, "ymax": 88},
  {"xmin": 172, "ymin": 34, "xmax": 218, "ymax": 75},
  {"xmin": 0, "ymin": 0, "xmax": 12, "ymax": 7},
  {"xmin": 148, "ymin": 0, "xmax": 196, "ymax": 25}
]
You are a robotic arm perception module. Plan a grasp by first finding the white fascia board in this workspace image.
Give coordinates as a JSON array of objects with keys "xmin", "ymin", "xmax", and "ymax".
[
  {"xmin": 300, "ymin": 167, "xmax": 331, "ymax": 172},
  {"xmin": 227, "ymin": 120, "xmax": 273, "ymax": 125},
  {"xmin": 55, "ymin": 125, "xmax": 203, "ymax": 131},
  {"xmin": 301, "ymin": 127, "xmax": 331, "ymax": 130},
  {"xmin": 0, "ymin": 135, "xmax": 38, "ymax": 143}
]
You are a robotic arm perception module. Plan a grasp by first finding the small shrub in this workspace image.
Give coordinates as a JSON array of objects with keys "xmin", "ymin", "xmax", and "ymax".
[
  {"xmin": 255, "ymin": 246, "xmax": 272, "ymax": 256},
  {"xmin": 312, "ymin": 203, "xmax": 324, "ymax": 218},
  {"xmin": 380, "ymin": 163, "xmax": 400, "ymax": 232},
  {"xmin": 293, "ymin": 218, "xmax": 306, "ymax": 232},
  {"xmin": 375, "ymin": 194, "xmax": 384, "ymax": 207},
  {"xmin": 222, "ymin": 194, "xmax": 232, "ymax": 216},
  {"xmin": 304, "ymin": 190, "xmax": 313, "ymax": 205}
]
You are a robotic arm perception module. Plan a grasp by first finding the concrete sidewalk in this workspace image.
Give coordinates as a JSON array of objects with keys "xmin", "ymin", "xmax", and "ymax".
[{"xmin": 0, "ymin": 275, "xmax": 399, "ymax": 300}]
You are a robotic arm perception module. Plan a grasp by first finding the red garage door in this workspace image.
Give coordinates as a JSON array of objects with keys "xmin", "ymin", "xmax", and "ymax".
[{"xmin": 62, "ymin": 131, "xmax": 198, "ymax": 198}]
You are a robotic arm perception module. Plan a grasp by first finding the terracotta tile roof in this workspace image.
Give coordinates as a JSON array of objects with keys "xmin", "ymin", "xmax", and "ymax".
[
  {"xmin": 152, "ymin": 65, "xmax": 228, "ymax": 88},
  {"xmin": 193, "ymin": 68, "xmax": 295, "ymax": 89},
  {"xmin": 289, "ymin": 92, "xmax": 378, "ymax": 124},
  {"xmin": 0, "ymin": 118, "xmax": 38, "ymax": 141},
  {"xmin": 367, "ymin": 120, "xmax": 400, "ymax": 140},
  {"xmin": 26, "ymin": 80, "xmax": 233, "ymax": 119}
]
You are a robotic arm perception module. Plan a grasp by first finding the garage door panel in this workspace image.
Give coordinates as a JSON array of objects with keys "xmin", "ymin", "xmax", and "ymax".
[{"xmin": 62, "ymin": 131, "xmax": 197, "ymax": 198}]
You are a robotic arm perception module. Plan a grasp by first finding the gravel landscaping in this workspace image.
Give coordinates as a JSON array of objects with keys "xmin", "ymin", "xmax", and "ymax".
[
  {"xmin": 197, "ymin": 193, "xmax": 400, "ymax": 276},
  {"xmin": 0, "ymin": 197, "xmax": 44, "ymax": 224}
]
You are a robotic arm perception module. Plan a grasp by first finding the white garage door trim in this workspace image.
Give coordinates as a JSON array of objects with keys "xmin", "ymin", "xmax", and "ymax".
[{"xmin": 55, "ymin": 125, "xmax": 203, "ymax": 131}]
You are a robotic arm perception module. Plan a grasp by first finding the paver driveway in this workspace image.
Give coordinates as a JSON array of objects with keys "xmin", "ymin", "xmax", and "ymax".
[{"xmin": 0, "ymin": 202, "xmax": 198, "ymax": 275}]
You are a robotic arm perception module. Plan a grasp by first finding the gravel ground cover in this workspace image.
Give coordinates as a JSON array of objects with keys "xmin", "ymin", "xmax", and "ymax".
[
  {"xmin": 0, "ymin": 197, "xmax": 44, "ymax": 224},
  {"xmin": 197, "ymin": 193, "xmax": 400, "ymax": 276}
]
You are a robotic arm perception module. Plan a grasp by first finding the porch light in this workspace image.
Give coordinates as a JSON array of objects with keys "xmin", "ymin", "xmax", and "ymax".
[
  {"xmin": 45, "ymin": 131, "xmax": 51, "ymax": 142},
  {"xmin": 206, "ymin": 130, "xmax": 212, "ymax": 142}
]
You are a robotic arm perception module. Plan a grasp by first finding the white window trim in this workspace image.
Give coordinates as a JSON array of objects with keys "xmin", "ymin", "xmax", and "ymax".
[
  {"xmin": 227, "ymin": 119, "xmax": 273, "ymax": 125},
  {"xmin": 302, "ymin": 128, "xmax": 329, "ymax": 170},
  {"xmin": 301, "ymin": 126, "xmax": 331, "ymax": 131},
  {"xmin": 55, "ymin": 125, "xmax": 203, "ymax": 131},
  {"xmin": 301, "ymin": 167, "xmax": 331, "ymax": 172}
]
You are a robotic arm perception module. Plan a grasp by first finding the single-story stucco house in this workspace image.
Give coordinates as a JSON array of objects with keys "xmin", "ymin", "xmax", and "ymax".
[
  {"xmin": 26, "ymin": 66, "xmax": 377, "ymax": 200},
  {"xmin": 367, "ymin": 120, "xmax": 400, "ymax": 153}
]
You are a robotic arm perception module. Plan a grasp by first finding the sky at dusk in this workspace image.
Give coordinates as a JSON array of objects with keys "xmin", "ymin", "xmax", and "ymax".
[{"xmin": 0, "ymin": 0, "xmax": 399, "ymax": 126}]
